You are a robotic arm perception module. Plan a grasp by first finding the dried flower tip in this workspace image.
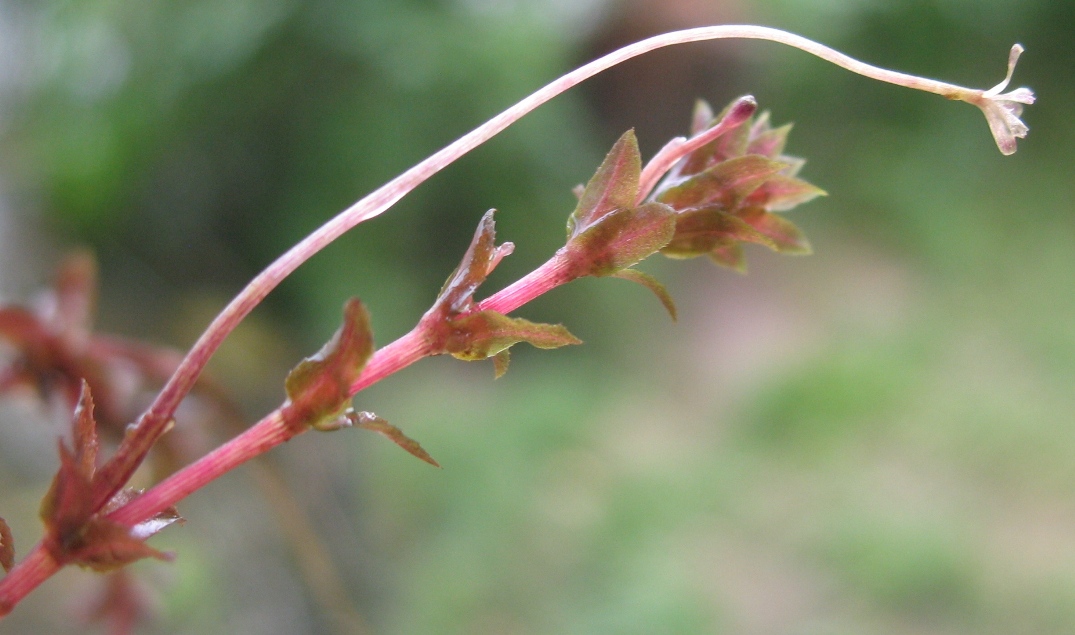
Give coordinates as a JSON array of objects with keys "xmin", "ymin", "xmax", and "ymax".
[{"xmin": 971, "ymin": 44, "xmax": 1036, "ymax": 155}]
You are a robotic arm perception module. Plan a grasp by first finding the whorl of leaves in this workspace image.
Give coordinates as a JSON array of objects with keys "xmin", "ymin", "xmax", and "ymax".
[{"xmin": 652, "ymin": 100, "xmax": 824, "ymax": 271}]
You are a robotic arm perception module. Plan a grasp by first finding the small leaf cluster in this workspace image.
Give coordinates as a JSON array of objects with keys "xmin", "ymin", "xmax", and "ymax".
[
  {"xmin": 37, "ymin": 383, "xmax": 180, "ymax": 572},
  {"xmin": 421, "ymin": 209, "xmax": 582, "ymax": 377},
  {"xmin": 283, "ymin": 299, "xmax": 439, "ymax": 466},
  {"xmin": 652, "ymin": 100, "xmax": 825, "ymax": 271}
]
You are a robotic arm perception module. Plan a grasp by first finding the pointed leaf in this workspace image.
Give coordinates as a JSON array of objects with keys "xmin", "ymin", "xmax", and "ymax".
[
  {"xmin": 736, "ymin": 207, "xmax": 812, "ymax": 254},
  {"xmin": 0, "ymin": 516, "xmax": 13, "ymax": 572},
  {"xmin": 40, "ymin": 439, "xmax": 96, "ymax": 542},
  {"xmin": 492, "ymin": 350, "xmax": 511, "ymax": 378},
  {"xmin": 744, "ymin": 174, "xmax": 826, "ymax": 212},
  {"xmin": 708, "ymin": 242, "xmax": 747, "ymax": 272},
  {"xmin": 566, "ymin": 202, "xmax": 676, "ymax": 277},
  {"xmin": 351, "ymin": 411, "xmax": 440, "ymax": 467},
  {"xmin": 747, "ymin": 122, "xmax": 793, "ymax": 158},
  {"xmin": 40, "ymin": 384, "xmax": 102, "ymax": 539},
  {"xmin": 284, "ymin": 299, "xmax": 375, "ymax": 431},
  {"xmin": 690, "ymin": 99, "xmax": 715, "ymax": 136},
  {"xmin": 567, "ymin": 131, "xmax": 642, "ymax": 239},
  {"xmin": 53, "ymin": 251, "xmax": 98, "ymax": 344},
  {"xmin": 445, "ymin": 311, "xmax": 581, "ymax": 367},
  {"xmin": 72, "ymin": 381, "xmax": 99, "ymax": 477},
  {"xmin": 67, "ymin": 517, "xmax": 173, "ymax": 573},
  {"xmin": 0, "ymin": 306, "xmax": 50, "ymax": 349},
  {"xmin": 103, "ymin": 489, "xmax": 183, "ymax": 540},
  {"xmin": 657, "ymin": 155, "xmax": 788, "ymax": 211},
  {"xmin": 681, "ymin": 100, "xmax": 752, "ymax": 175},
  {"xmin": 661, "ymin": 207, "xmax": 776, "ymax": 259},
  {"xmin": 435, "ymin": 210, "xmax": 514, "ymax": 314},
  {"xmin": 612, "ymin": 269, "xmax": 677, "ymax": 321}
]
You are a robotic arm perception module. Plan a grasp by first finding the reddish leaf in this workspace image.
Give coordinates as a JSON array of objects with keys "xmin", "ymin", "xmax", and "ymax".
[
  {"xmin": 103, "ymin": 489, "xmax": 183, "ymax": 541},
  {"xmin": 52, "ymin": 251, "xmax": 98, "ymax": 346},
  {"xmin": 567, "ymin": 130, "xmax": 642, "ymax": 240},
  {"xmin": 565, "ymin": 202, "xmax": 676, "ymax": 277},
  {"xmin": 72, "ymin": 381, "xmax": 99, "ymax": 476},
  {"xmin": 611, "ymin": 269, "xmax": 677, "ymax": 321},
  {"xmin": 736, "ymin": 207, "xmax": 812, "ymax": 254},
  {"xmin": 743, "ymin": 174, "xmax": 826, "ymax": 212},
  {"xmin": 746, "ymin": 116, "xmax": 793, "ymax": 158},
  {"xmin": 657, "ymin": 155, "xmax": 788, "ymax": 211},
  {"xmin": 0, "ymin": 306, "xmax": 50, "ymax": 349},
  {"xmin": 689, "ymin": 99, "xmax": 715, "ymax": 136},
  {"xmin": 444, "ymin": 310, "xmax": 581, "ymax": 375},
  {"xmin": 84, "ymin": 571, "xmax": 153, "ymax": 635},
  {"xmin": 436, "ymin": 210, "xmax": 514, "ymax": 314},
  {"xmin": 349, "ymin": 411, "xmax": 440, "ymax": 467},
  {"xmin": 0, "ymin": 516, "xmax": 13, "ymax": 573},
  {"xmin": 661, "ymin": 208, "xmax": 775, "ymax": 260},
  {"xmin": 681, "ymin": 100, "xmax": 752, "ymax": 175},
  {"xmin": 708, "ymin": 242, "xmax": 748, "ymax": 272},
  {"xmin": 40, "ymin": 384, "xmax": 100, "ymax": 540},
  {"xmin": 66, "ymin": 517, "xmax": 173, "ymax": 573},
  {"xmin": 284, "ymin": 299, "xmax": 375, "ymax": 431}
]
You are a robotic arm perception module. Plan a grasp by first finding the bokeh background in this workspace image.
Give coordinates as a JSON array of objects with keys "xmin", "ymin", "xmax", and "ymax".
[{"xmin": 1, "ymin": 0, "xmax": 1073, "ymax": 633}]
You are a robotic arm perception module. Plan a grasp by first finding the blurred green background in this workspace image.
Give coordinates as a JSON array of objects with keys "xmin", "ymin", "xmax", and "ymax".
[{"xmin": 1, "ymin": 0, "xmax": 1073, "ymax": 633}]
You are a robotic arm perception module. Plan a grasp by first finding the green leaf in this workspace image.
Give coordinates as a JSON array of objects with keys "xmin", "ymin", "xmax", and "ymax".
[
  {"xmin": 0, "ymin": 516, "xmax": 13, "ymax": 573},
  {"xmin": 612, "ymin": 268, "xmax": 677, "ymax": 321},
  {"xmin": 657, "ymin": 155, "xmax": 788, "ymax": 212},
  {"xmin": 566, "ymin": 201, "xmax": 676, "ymax": 277},
  {"xmin": 435, "ymin": 209, "xmax": 514, "ymax": 314},
  {"xmin": 567, "ymin": 130, "xmax": 642, "ymax": 240},
  {"xmin": 350, "ymin": 411, "xmax": 440, "ymax": 468},
  {"xmin": 736, "ymin": 207, "xmax": 812, "ymax": 254},
  {"xmin": 446, "ymin": 310, "xmax": 580, "ymax": 362},
  {"xmin": 661, "ymin": 207, "xmax": 776, "ymax": 259},
  {"xmin": 284, "ymin": 298, "xmax": 375, "ymax": 431}
]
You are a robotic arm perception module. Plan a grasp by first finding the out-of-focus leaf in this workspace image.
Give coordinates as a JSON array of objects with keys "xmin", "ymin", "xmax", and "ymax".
[
  {"xmin": 657, "ymin": 155, "xmax": 787, "ymax": 211},
  {"xmin": 0, "ymin": 516, "xmax": 13, "ymax": 573},
  {"xmin": 86, "ymin": 571, "xmax": 152, "ymax": 635},
  {"xmin": 284, "ymin": 299, "xmax": 374, "ymax": 431},
  {"xmin": 612, "ymin": 269, "xmax": 677, "ymax": 321},
  {"xmin": 52, "ymin": 251, "xmax": 98, "ymax": 346},
  {"xmin": 566, "ymin": 202, "xmax": 676, "ymax": 277},
  {"xmin": 708, "ymin": 242, "xmax": 747, "ymax": 272},
  {"xmin": 737, "ymin": 207, "xmax": 813, "ymax": 254},
  {"xmin": 690, "ymin": 99, "xmax": 715, "ymax": 137},
  {"xmin": 0, "ymin": 307, "xmax": 49, "ymax": 349},
  {"xmin": 567, "ymin": 130, "xmax": 642, "ymax": 240},
  {"xmin": 350, "ymin": 411, "xmax": 440, "ymax": 468}
]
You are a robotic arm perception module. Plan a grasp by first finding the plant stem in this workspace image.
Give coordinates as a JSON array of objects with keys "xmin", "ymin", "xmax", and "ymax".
[
  {"xmin": 135, "ymin": 25, "xmax": 982, "ymax": 450},
  {"xmin": 0, "ymin": 543, "xmax": 60, "ymax": 617}
]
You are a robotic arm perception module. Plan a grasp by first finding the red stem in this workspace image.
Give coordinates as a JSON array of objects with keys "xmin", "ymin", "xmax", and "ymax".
[{"xmin": 0, "ymin": 543, "xmax": 61, "ymax": 618}]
